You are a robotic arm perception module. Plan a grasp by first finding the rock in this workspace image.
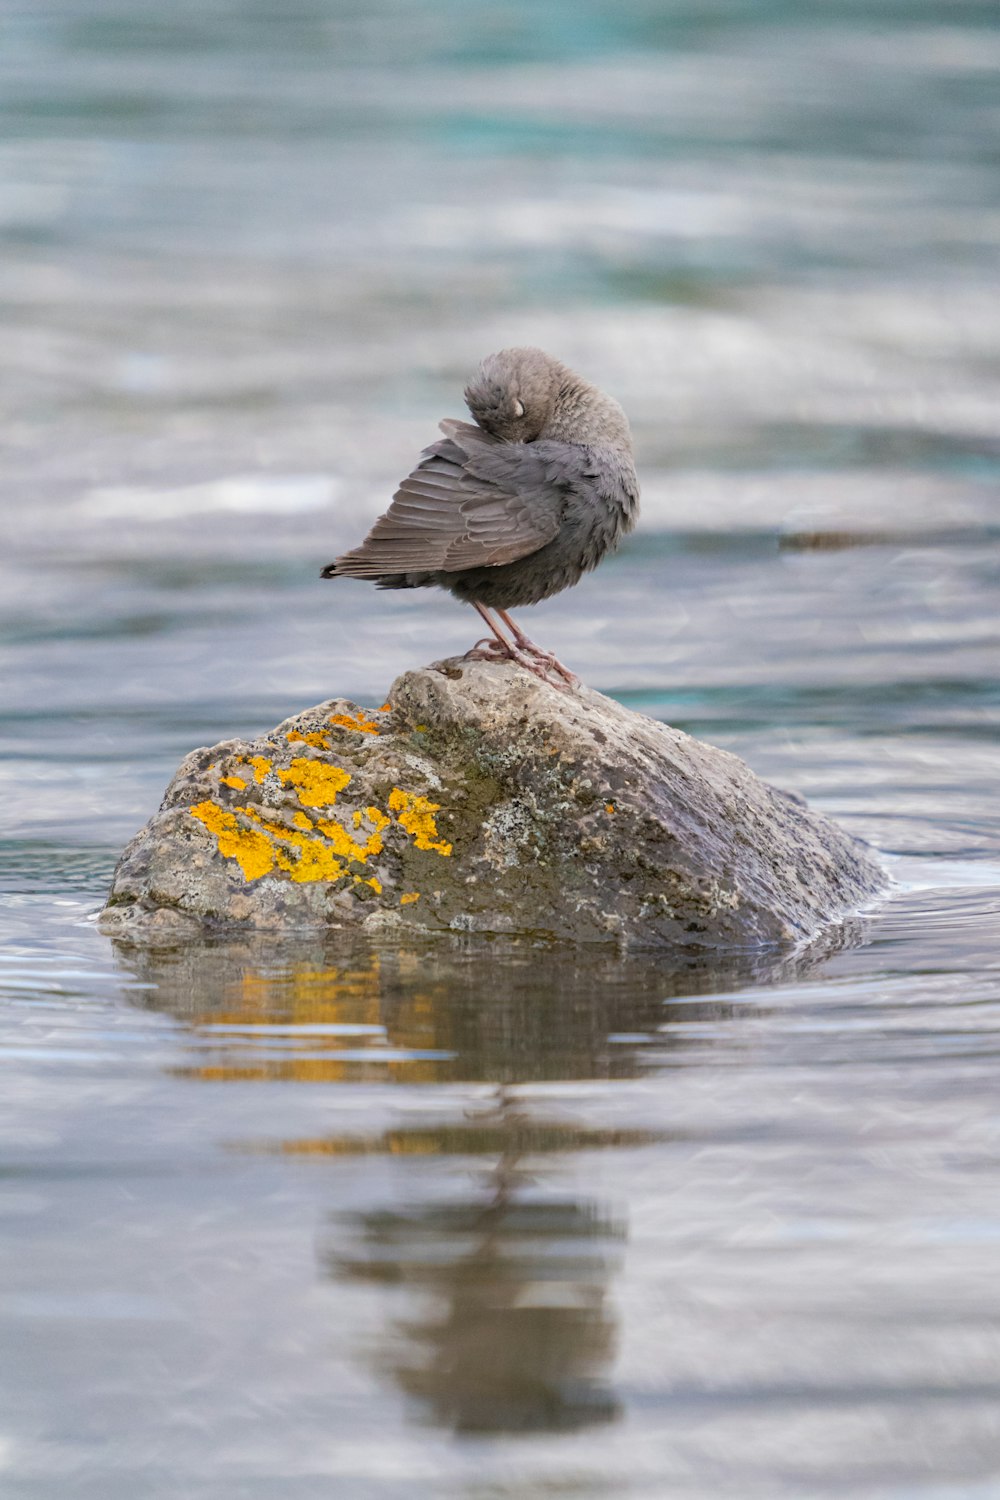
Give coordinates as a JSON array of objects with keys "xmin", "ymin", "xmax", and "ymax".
[{"xmin": 100, "ymin": 659, "xmax": 887, "ymax": 949}]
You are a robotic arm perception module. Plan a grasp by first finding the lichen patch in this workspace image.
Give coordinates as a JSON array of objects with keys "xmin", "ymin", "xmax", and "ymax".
[
  {"xmin": 191, "ymin": 751, "xmax": 450, "ymax": 894},
  {"xmin": 287, "ymin": 730, "xmax": 330, "ymax": 750},
  {"xmin": 313, "ymin": 812, "xmax": 385, "ymax": 865},
  {"xmin": 190, "ymin": 801, "xmax": 276, "ymax": 882},
  {"xmin": 388, "ymin": 788, "xmax": 452, "ymax": 856},
  {"xmin": 329, "ymin": 709, "xmax": 381, "ymax": 735},
  {"xmin": 277, "ymin": 758, "xmax": 352, "ymax": 808}
]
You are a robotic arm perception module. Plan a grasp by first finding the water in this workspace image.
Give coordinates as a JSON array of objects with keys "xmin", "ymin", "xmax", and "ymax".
[{"xmin": 2, "ymin": 1, "xmax": 1000, "ymax": 1494}]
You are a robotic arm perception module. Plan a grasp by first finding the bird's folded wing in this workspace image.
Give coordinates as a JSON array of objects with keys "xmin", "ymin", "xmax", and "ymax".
[{"xmin": 332, "ymin": 421, "xmax": 583, "ymax": 577}]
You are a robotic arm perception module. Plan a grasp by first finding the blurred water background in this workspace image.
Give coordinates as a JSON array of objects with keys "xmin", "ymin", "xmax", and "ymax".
[{"xmin": 2, "ymin": 1, "xmax": 1000, "ymax": 1495}]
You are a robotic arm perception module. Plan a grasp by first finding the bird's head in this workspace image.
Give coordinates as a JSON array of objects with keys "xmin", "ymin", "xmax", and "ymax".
[{"xmin": 463, "ymin": 346, "xmax": 562, "ymax": 442}]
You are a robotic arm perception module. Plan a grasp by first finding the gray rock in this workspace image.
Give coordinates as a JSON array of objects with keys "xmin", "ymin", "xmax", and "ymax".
[{"xmin": 100, "ymin": 659, "xmax": 887, "ymax": 948}]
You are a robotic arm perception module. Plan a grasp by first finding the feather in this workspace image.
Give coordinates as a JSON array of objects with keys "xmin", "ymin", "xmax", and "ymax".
[{"xmin": 326, "ymin": 427, "xmax": 588, "ymax": 579}]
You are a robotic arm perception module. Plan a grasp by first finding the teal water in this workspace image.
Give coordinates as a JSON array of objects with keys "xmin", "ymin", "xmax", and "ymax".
[{"xmin": 2, "ymin": 2, "xmax": 1000, "ymax": 1495}]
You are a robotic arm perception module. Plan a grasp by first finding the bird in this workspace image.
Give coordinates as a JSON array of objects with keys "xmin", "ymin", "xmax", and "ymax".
[{"xmin": 321, "ymin": 346, "xmax": 640, "ymax": 688}]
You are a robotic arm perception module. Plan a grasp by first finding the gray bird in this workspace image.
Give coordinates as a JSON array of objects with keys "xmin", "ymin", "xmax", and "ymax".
[{"xmin": 321, "ymin": 346, "xmax": 640, "ymax": 687}]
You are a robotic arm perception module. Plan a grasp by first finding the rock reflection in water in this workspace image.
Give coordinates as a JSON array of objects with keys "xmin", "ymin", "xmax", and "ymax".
[
  {"xmin": 322, "ymin": 1089, "xmax": 626, "ymax": 1435},
  {"xmin": 111, "ymin": 926, "xmax": 862, "ymax": 1085}
]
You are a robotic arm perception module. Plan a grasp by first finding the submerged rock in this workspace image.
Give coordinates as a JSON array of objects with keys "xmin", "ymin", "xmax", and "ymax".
[{"xmin": 100, "ymin": 659, "xmax": 887, "ymax": 948}]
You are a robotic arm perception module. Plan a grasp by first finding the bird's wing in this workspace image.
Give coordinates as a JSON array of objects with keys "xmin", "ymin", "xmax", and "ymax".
[{"xmin": 330, "ymin": 421, "xmax": 578, "ymax": 577}]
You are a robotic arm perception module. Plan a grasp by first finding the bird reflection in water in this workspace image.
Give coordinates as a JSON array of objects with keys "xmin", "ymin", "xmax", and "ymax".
[
  {"xmin": 322, "ymin": 1088, "xmax": 626, "ymax": 1435},
  {"xmin": 109, "ymin": 931, "xmax": 861, "ymax": 1434}
]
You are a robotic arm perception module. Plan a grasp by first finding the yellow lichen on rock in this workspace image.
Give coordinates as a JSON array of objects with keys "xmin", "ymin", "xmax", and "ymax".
[
  {"xmin": 190, "ymin": 801, "xmax": 275, "ymax": 882},
  {"xmin": 313, "ymin": 813, "xmax": 385, "ymax": 865},
  {"xmin": 388, "ymin": 788, "xmax": 452, "ymax": 856},
  {"xmin": 193, "ymin": 786, "xmax": 391, "ymax": 887},
  {"xmin": 400, "ymin": 891, "xmax": 420, "ymax": 905},
  {"xmin": 238, "ymin": 808, "xmax": 346, "ymax": 884},
  {"xmin": 278, "ymin": 757, "xmax": 352, "ymax": 808},
  {"xmin": 279, "ymin": 836, "xmax": 345, "ymax": 884},
  {"xmin": 287, "ymin": 730, "xmax": 330, "ymax": 750},
  {"xmin": 329, "ymin": 709, "xmax": 381, "ymax": 735},
  {"xmin": 192, "ymin": 742, "xmax": 450, "ymax": 895}
]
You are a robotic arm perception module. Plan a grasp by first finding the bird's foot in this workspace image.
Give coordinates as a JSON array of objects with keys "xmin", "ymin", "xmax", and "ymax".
[
  {"xmin": 505, "ymin": 636, "xmax": 579, "ymax": 688},
  {"xmin": 524, "ymin": 647, "xmax": 578, "ymax": 688},
  {"xmin": 463, "ymin": 637, "xmax": 574, "ymax": 692},
  {"xmin": 464, "ymin": 637, "xmax": 510, "ymax": 662}
]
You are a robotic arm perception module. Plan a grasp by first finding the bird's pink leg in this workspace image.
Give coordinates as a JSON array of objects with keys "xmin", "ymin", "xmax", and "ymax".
[
  {"xmin": 495, "ymin": 608, "xmax": 579, "ymax": 687},
  {"xmin": 465, "ymin": 602, "xmax": 515, "ymax": 659},
  {"xmin": 464, "ymin": 603, "xmax": 572, "ymax": 691}
]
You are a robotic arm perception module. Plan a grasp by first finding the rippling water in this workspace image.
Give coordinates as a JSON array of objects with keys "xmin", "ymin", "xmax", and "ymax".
[{"xmin": 2, "ymin": 2, "xmax": 1000, "ymax": 1495}]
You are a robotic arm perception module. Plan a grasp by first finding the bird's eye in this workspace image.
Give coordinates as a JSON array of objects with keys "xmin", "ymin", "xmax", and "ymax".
[{"xmin": 513, "ymin": 400, "xmax": 525, "ymax": 418}]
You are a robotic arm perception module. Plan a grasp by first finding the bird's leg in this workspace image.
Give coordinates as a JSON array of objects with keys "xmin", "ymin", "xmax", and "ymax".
[
  {"xmin": 495, "ymin": 608, "xmax": 579, "ymax": 687},
  {"xmin": 464, "ymin": 603, "xmax": 572, "ymax": 692},
  {"xmin": 464, "ymin": 603, "xmax": 518, "ymax": 661}
]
